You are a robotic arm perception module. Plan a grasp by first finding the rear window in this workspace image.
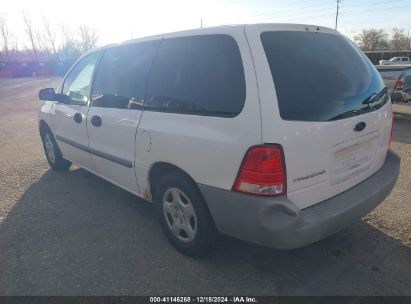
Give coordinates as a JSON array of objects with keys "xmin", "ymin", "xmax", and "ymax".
[{"xmin": 261, "ymin": 31, "xmax": 387, "ymax": 121}]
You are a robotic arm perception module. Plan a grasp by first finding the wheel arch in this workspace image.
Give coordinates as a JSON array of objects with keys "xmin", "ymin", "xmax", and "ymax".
[
  {"xmin": 148, "ymin": 162, "xmax": 202, "ymax": 203},
  {"xmin": 147, "ymin": 161, "xmax": 217, "ymax": 237}
]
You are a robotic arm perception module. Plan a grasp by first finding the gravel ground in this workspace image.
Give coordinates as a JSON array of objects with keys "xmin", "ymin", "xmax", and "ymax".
[
  {"xmin": 363, "ymin": 103, "xmax": 411, "ymax": 247},
  {"xmin": 0, "ymin": 77, "xmax": 410, "ymax": 295}
]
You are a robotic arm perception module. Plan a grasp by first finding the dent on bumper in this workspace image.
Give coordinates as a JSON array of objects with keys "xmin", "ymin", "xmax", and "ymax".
[{"xmin": 198, "ymin": 150, "xmax": 401, "ymax": 249}]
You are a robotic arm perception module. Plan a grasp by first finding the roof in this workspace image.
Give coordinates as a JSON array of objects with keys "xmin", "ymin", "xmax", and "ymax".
[
  {"xmin": 84, "ymin": 23, "xmax": 338, "ymax": 55},
  {"xmin": 117, "ymin": 23, "xmax": 337, "ymax": 46}
]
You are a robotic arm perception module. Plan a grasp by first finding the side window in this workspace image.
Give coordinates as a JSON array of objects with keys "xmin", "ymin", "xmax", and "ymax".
[
  {"xmin": 91, "ymin": 41, "xmax": 160, "ymax": 109},
  {"xmin": 145, "ymin": 35, "xmax": 246, "ymax": 117},
  {"xmin": 62, "ymin": 52, "xmax": 101, "ymax": 105}
]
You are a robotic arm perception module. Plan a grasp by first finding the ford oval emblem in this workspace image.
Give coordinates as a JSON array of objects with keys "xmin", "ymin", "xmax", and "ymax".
[{"xmin": 354, "ymin": 122, "xmax": 366, "ymax": 132}]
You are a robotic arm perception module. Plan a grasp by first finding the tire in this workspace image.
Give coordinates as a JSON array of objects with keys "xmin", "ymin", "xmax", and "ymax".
[
  {"xmin": 155, "ymin": 172, "xmax": 217, "ymax": 257},
  {"xmin": 41, "ymin": 128, "xmax": 71, "ymax": 171}
]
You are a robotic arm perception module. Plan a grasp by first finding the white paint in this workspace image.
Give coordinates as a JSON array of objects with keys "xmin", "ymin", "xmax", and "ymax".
[{"xmin": 39, "ymin": 24, "xmax": 392, "ymax": 211}]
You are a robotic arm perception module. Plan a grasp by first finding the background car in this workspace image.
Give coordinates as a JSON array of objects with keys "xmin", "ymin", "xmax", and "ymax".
[
  {"xmin": 379, "ymin": 57, "xmax": 410, "ymax": 65},
  {"xmin": 376, "ymin": 65, "xmax": 411, "ymax": 102}
]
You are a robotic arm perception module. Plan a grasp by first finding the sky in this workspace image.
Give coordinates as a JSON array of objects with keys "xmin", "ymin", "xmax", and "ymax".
[{"xmin": 1, "ymin": 0, "xmax": 410, "ymax": 48}]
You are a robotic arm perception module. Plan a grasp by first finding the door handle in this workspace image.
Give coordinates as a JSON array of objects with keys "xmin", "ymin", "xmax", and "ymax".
[
  {"xmin": 91, "ymin": 115, "xmax": 102, "ymax": 127},
  {"xmin": 73, "ymin": 113, "xmax": 82, "ymax": 124}
]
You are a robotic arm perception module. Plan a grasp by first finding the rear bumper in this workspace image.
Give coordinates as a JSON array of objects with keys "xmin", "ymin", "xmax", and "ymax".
[{"xmin": 199, "ymin": 149, "xmax": 400, "ymax": 249}]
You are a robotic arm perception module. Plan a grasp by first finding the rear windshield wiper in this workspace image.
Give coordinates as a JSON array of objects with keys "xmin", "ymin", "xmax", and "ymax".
[
  {"xmin": 361, "ymin": 93, "xmax": 377, "ymax": 106},
  {"xmin": 328, "ymin": 89, "xmax": 388, "ymax": 121},
  {"xmin": 328, "ymin": 109, "xmax": 366, "ymax": 121}
]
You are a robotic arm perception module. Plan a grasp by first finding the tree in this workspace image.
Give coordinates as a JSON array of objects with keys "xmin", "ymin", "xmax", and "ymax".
[
  {"xmin": 390, "ymin": 28, "xmax": 409, "ymax": 51},
  {"xmin": 35, "ymin": 28, "xmax": 49, "ymax": 52},
  {"xmin": 59, "ymin": 24, "xmax": 81, "ymax": 60},
  {"xmin": 78, "ymin": 25, "xmax": 98, "ymax": 53},
  {"xmin": 0, "ymin": 15, "xmax": 10, "ymax": 61},
  {"xmin": 354, "ymin": 29, "xmax": 388, "ymax": 51},
  {"xmin": 42, "ymin": 14, "xmax": 59, "ymax": 60},
  {"xmin": 22, "ymin": 10, "xmax": 38, "ymax": 61},
  {"xmin": 11, "ymin": 41, "xmax": 18, "ymax": 62}
]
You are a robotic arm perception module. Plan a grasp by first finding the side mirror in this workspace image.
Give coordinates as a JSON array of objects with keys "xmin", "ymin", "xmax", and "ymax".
[{"xmin": 39, "ymin": 88, "xmax": 56, "ymax": 101}]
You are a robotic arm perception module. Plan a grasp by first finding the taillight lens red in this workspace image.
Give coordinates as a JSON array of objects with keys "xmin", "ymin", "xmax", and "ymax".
[
  {"xmin": 390, "ymin": 113, "xmax": 394, "ymax": 146},
  {"xmin": 394, "ymin": 73, "xmax": 405, "ymax": 91},
  {"xmin": 233, "ymin": 146, "xmax": 286, "ymax": 196}
]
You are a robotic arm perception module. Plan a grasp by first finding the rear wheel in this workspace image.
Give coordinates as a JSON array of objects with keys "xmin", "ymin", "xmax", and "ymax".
[
  {"xmin": 155, "ymin": 172, "xmax": 217, "ymax": 257},
  {"xmin": 41, "ymin": 128, "xmax": 71, "ymax": 171}
]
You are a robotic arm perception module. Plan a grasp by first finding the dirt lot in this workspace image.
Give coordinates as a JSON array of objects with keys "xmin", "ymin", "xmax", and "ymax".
[{"xmin": 0, "ymin": 77, "xmax": 410, "ymax": 295}]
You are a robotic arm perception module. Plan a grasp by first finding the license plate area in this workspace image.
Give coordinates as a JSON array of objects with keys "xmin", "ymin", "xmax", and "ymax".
[{"xmin": 331, "ymin": 136, "xmax": 378, "ymax": 185}]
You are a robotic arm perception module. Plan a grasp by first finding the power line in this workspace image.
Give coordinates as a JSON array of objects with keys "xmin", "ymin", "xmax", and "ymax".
[
  {"xmin": 264, "ymin": 1, "xmax": 408, "ymax": 29},
  {"xmin": 239, "ymin": 6, "xmax": 337, "ymax": 24},
  {"xmin": 342, "ymin": 0, "xmax": 405, "ymax": 8},
  {"xmin": 203, "ymin": 0, "xmax": 411, "ymax": 31},
  {"xmin": 205, "ymin": 1, "xmax": 337, "ymax": 24},
  {"xmin": 243, "ymin": 0, "xmax": 336, "ymax": 19},
  {"xmin": 342, "ymin": 5, "xmax": 409, "ymax": 14},
  {"xmin": 273, "ymin": 10, "xmax": 336, "ymax": 24},
  {"xmin": 223, "ymin": 0, "xmax": 405, "ymax": 25}
]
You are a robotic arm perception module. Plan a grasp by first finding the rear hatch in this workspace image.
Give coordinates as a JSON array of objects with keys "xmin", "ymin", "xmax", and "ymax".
[{"xmin": 246, "ymin": 24, "xmax": 393, "ymax": 209}]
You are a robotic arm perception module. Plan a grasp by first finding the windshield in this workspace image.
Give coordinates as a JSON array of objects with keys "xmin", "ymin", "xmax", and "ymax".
[{"xmin": 261, "ymin": 31, "xmax": 387, "ymax": 122}]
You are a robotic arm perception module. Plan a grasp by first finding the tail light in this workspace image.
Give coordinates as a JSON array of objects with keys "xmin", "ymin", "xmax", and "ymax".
[
  {"xmin": 390, "ymin": 113, "xmax": 394, "ymax": 146},
  {"xmin": 233, "ymin": 145, "xmax": 286, "ymax": 196},
  {"xmin": 393, "ymin": 73, "xmax": 405, "ymax": 91}
]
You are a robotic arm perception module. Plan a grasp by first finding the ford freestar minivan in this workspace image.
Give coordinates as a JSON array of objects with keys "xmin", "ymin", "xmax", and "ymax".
[{"xmin": 38, "ymin": 24, "xmax": 400, "ymax": 256}]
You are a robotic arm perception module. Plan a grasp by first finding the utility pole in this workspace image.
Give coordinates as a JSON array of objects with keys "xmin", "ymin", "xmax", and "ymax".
[
  {"xmin": 335, "ymin": 0, "xmax": 342, "ymax": 31},
  {"xmin": 200, "ymin": 18, "xmax": 203, "ymax": 29}
]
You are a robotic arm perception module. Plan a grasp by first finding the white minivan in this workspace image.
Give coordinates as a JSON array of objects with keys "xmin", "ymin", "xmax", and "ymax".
[{"xmin": 38, "ymin": 24, "xmax": 400, "ymax": 256}]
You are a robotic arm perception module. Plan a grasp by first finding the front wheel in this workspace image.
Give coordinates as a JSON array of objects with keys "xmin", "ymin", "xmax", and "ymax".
[
  {"xmin": 41, "ymin": 128, "xmax": 71, "ymax": 171},
  {"xmin": 155, "ymin": 172, "xmax": 217, "ymax": 257}
]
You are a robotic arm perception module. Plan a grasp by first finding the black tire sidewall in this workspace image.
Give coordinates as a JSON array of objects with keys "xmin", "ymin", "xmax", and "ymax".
[
  {"xmin": 41, "ymin": 129, "xmax": 71, "ymax": 171},
  {"xmin": 155, "ymin": 172, "xmax": 216, "ymax": 257},
  {"xmin": 42, "ymin": 131, "xmax": 56, "ymax": 166}
]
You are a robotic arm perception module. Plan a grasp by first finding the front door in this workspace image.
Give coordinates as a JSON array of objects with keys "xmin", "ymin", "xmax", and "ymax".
[
  {"xmin": 51, "ymin": 52, "xmax": 101, "ymax": 171},
  {"xmin": 87, "ymin": 40, "xmax": 161, "ymax": 194}
]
